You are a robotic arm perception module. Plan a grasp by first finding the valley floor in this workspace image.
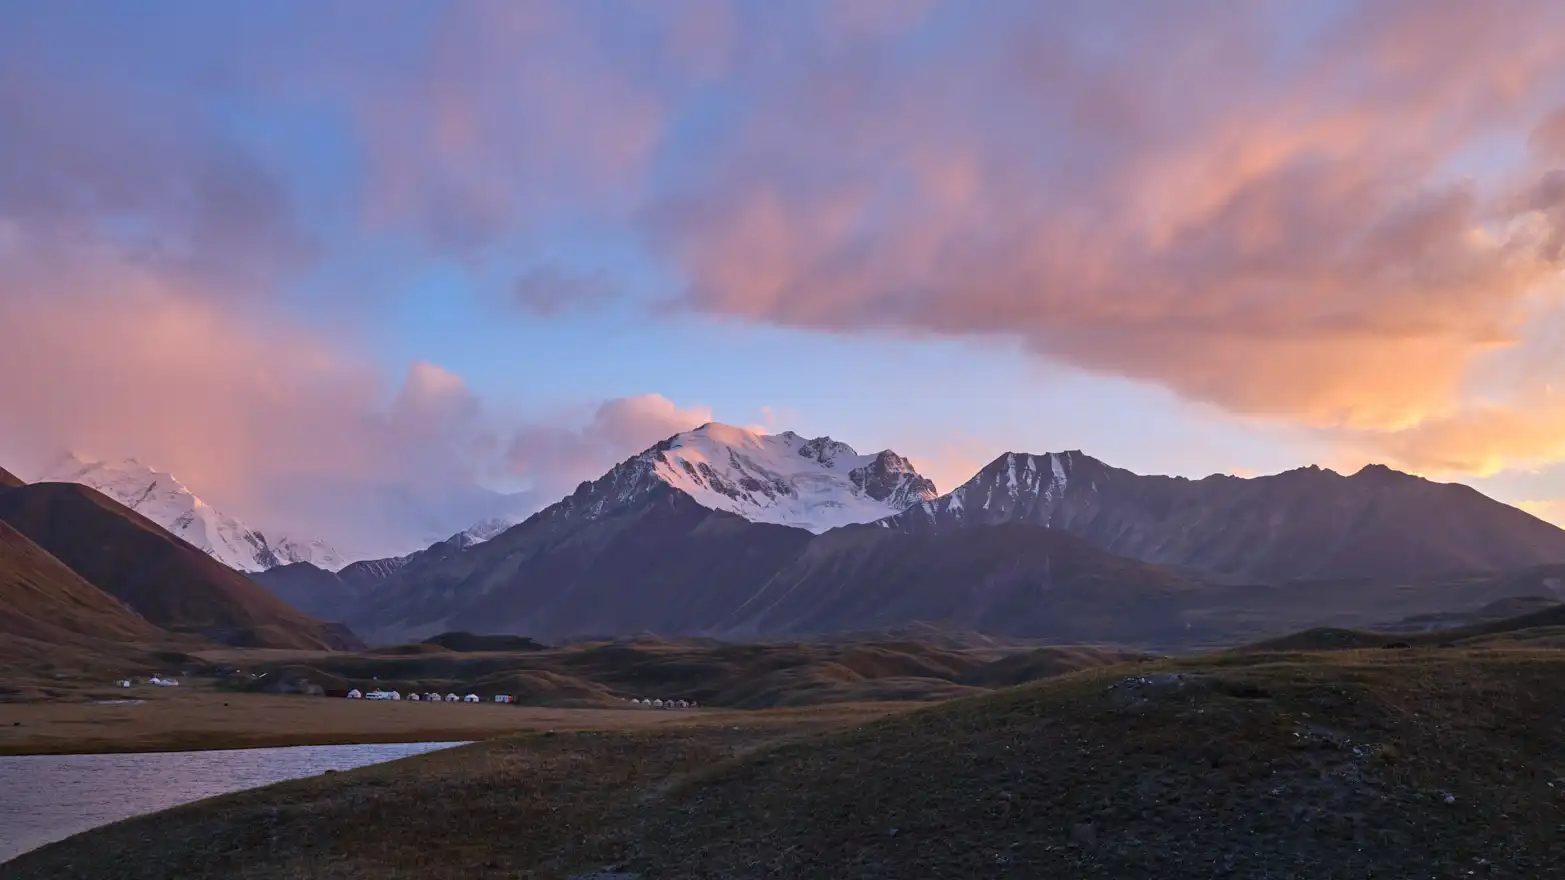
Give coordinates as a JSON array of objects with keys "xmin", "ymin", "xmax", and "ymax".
[
  {"xmin": 8, "ymin": 647, "xmax": 1565, "ymax": 879},
  {"xmin": 0, "ymin": 686, "xmax": 913, "ymax": 756}
]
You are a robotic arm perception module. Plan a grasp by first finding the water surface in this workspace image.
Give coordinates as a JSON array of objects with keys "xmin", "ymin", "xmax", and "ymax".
[{"xmin": 0, "ymin": 740, "xmax": 466, "ymax": 864}]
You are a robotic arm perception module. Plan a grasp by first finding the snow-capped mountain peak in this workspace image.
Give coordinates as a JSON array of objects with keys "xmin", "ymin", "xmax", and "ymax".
[
  {"xmin": 542, "ymin": 423, "xmax": 938, "ymax": 534},
  {"xmin": 882, "ymin": 449, "xmax": 1108, "ymax": 531},
  {"xmin": 41, "ymin": 453, "xmax": 345, "ymax": 573}
]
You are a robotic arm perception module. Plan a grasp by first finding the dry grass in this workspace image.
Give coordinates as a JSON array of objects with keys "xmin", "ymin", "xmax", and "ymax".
[
  {"xmin": 9, "ymin": 648, "xmax": 1565, "ymax": 878},
  {"xmin": 0, "ymin": 685, "xmax": 911, "ymax": 756},
  {"xmin": 1, "ymin": 705, "xmax": 910, "ymax": 880}
]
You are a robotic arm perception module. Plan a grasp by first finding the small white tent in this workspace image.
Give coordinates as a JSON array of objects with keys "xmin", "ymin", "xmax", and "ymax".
[
  {"xmin": 652, "ymin": 699, "xmax": 664, "ymax": 708},
  {"xmin": 445, "ymin": 693, "xmax": 459, "ymax": 702},
  {"xmin": 463, "ymin": 694, "xmax": 479, "ymax": 703},
  {"xmin": 408, "ymin": 693, "xmax": 420, "ymax": 701},
  {"xmin": 676, "ymin": 700, "xmax": 689, "ymax": 709},
  {"xmin": 347, "ymin": 689, "xmax": 363, "ymax": 699}
]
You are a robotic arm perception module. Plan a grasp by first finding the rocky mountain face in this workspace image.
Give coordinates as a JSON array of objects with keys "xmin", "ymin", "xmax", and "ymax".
[
  {"xmin": 630, "ymin": 424, "xmax": 938, "ymax": 532},
  {"xmin": 254, "ymin": 518, "xmax": 511, "ymax": 624},
  {"xmin": 247, "ymin": 431, "xmax": 1565, "ymax": 649},
  {"xmin": 39, "ymin": 454, "xmax": 344, "ymax": 573},
  {"xmin": 881, "ymin": 452, "xmax": 1565, "ymax": 582}
]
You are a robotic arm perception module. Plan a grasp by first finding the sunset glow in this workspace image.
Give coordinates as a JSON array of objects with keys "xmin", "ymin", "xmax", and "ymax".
[{"xmin": 3, "ymin": 0, "xmax": 1565, "ymax": 539}]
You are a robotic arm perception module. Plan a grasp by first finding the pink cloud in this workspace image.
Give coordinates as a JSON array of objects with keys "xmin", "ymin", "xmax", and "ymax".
[
  {"xmin": 645, "ymin": 0, "xmax": 1565, "ymax": 472},
  {"xmin": 505, "ymin": 394, "xmax": 713, "ymax": 495},
  {"xmin": 343, "ymin": 2, "xmax": 671, "ymax": 250},
  {"xmin": 0, "ymin": 255, "xmax": 496, "ymax": 517}
]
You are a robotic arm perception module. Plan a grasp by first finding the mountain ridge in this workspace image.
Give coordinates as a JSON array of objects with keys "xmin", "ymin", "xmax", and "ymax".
[
  {"xmin": 0, "ymin": 520, "xmax": 168, "ymax": 644},
  {"xmin": 0, "ymin": 481, "xmax": 363, "ymax": 650},
  {"xmin": 40, "ymin": 453, "xmax": 345, "ymax": 573},
  {"xmin": 880, "ymin": 450, "xmax": 1565, "ymax": 582}
]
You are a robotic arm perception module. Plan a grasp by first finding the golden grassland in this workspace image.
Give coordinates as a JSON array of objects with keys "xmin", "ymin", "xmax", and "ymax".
[
  {"xmin": 0, "ymin": 682, "xmax": 921, "ymax": 756},
  {"xmin": 8, "ymin": 647, "xmax": 1565, "ymax": 879}
]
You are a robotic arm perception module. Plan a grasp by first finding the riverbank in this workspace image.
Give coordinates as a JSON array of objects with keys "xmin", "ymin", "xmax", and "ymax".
[{"xmin": 0, "ymin": 687, "xmax": 877, "ymax": 756}]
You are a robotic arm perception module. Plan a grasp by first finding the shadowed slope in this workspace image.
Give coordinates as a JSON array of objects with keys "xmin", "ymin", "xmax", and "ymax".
[
  {"xmin": 0, "ymin": 483, "xmax": 362, "ymax": 650},
  {"xmin": 0, "ymin": 521, "xmax": 164, "ymax": 643},
  {"xmin": 603, "ymin": 650, "xmax": 1565, "ymax": 878},
  {"xmin": 0, "ymin": 465, "xmax": 23, "ymax": 490},
  {"xmin": 887, "ymin": 453, "xmax": 1565, "ymax": 582}
]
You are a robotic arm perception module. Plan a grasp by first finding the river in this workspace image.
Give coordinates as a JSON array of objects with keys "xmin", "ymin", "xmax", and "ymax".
[{"xmin": 0, "ymin": 741, "xmax": 467, "ymax": 864}]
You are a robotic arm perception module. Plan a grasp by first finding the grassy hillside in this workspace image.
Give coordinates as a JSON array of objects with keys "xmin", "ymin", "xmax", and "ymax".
[
  {"xmin": 0, "ymin": 522, "xmax": 164, "ymax": 644},
  {"xmin": 0, "ymin": 483, "xmax": 362, "ymax": 651},
  {"xmin": 8, "ymin": 647, "xmax": 1565, "ymax": 878}
]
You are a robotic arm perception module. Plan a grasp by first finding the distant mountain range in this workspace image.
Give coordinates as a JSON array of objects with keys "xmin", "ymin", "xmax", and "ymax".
[
  {"xmin": 0, "ymin": 475, "xmax": 361, "ymax": 650},
  {"xmin": 38, "ymin": 453, "xmax": 345, "ymax": 573},
  {"xmin": 881, "ymin": 451, "xmax": 1565, "ymax": 582},
  {"xmin": 31, "ymin": 453, "xmax": 530, "ymax": 573},
  {"xmin": 251, "ymin": 423, "xmax": 1565, "ymax": 647}
]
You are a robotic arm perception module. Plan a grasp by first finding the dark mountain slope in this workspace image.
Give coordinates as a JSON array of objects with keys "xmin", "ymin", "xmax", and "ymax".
[
  {"xmin": 0, "ymin": 521, "xmax": 165, "ymax": 643},
  {"xmin": 253, "ymin": 522, "xmax": 520, "ymax": 624},
  {"xmin": 885, "ymin": 452, "xmax": 1565, "ymax": 582},
  {"xmin": 725, "ymin": 522, "xmax": 1215, "ymax": 644},
  {"xmin": 362, "ymin": 486, "xmax": 815, "ymax": 643},
  {"xmin": 0, "ymin": 483, "xmax": 362, "ymax": 650},
  {"xmin": 0, "ymin": 465, "xmax": 23, "ymax": 490},
  {"xmin": 250, "ymin": 561, "xmax": 359, "ymax": 623}
]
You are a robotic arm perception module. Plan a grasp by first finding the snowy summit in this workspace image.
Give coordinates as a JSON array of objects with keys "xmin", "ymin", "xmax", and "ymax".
[
  {"xmin": 40, "ymin": 453, "xmax": 345, "ymax": 573},
  {"xmin": 641, "ymin": 423, "xmax": 937, "ymax": 532}
]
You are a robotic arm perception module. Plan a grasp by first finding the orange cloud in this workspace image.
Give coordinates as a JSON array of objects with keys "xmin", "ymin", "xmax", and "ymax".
[
  {"xmin": 1517, "ymin": 500, "xmax": 1565, "ymax": 528},
  {"xmin": 1364, "ymin": 396, "xmax": 1565, "ymax": 477},
  {"xmin": 648, "ymin": 0, "xmax": 1565, "ymax": 473}
]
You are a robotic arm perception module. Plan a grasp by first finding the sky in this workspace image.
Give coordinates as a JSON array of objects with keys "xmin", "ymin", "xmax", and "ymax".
[{"xmin": 4, "ymin": 0, "xmax": 1565, "ymax": 554}]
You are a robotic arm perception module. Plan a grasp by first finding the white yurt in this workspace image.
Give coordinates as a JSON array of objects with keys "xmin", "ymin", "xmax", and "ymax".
[
  {"xmin": 652, "ymin": 699, "xmax": 664, "ymax": 708},
  {"xmin": 463, "ymin": 693, "xmax": 479, "ymax": 703},
  {"xmin": 347, "ymin": 689, "xmax": 363, "ymax": 699},
  {"xmin": 445, "ymin": 693, "xmax": 460, "ymax": 702},
  {"xmin": 408, "ymin": 693, "xmax": 420, "ymax": 701}
]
